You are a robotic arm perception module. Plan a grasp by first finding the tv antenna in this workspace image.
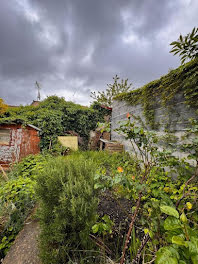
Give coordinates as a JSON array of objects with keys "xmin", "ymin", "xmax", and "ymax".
[{"xmin": 35, "ymin": 81, "xmax": 41, "ymax": 101}]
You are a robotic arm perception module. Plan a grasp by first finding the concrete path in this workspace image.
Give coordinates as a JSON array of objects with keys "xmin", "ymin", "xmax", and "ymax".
[{"xmin": 2, "ymin": 218, "xmax": 41, "ymax": 264}]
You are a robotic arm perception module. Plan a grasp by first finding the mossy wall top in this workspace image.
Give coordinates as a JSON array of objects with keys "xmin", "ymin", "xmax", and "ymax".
[{"xmin": 113, "ymin": 59, "xmax": 198, "ymax": 131}]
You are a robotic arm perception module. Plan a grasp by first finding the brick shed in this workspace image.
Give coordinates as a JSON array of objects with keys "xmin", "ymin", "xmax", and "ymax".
[{"xmin": 0, "ymin": 123, "xmax": 41, "ymax": 168}]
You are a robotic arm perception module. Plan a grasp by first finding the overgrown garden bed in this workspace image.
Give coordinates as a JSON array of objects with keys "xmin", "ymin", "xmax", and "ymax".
[{"xmin": 0, "ymin": 110, "xmax": 198, "ymax": 264}]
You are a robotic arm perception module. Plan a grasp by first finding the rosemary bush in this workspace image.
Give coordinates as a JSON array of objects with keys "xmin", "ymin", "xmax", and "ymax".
[{"xmin": 36, "ymin": 156, "xmax": 98, "ymax": 264}]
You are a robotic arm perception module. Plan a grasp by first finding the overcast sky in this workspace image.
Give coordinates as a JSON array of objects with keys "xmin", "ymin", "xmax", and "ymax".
[{"xmin": 0, "ymin": 0, "xmax": 197, "ymax": 106}]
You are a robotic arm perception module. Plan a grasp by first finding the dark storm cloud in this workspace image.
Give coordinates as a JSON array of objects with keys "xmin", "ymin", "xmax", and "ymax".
[
  {"xmin": 0, "ymin": 1, "xmax": 53, "ymax": 77},
  {"xmin": 0, "ymin": 0, "xmax": 197, "ymax": 105},
  {"xmin": 124, "ymin": 0, "xmax": 179, "ymax": 37}
]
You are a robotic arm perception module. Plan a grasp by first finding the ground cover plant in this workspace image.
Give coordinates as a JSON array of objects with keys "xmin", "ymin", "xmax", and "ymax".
[
  {"xmin": 32, "ymin": 151, "xmax": 137, "ymax": 264},
  {"xmin": 33, "ymin": 135, "xmax": 198, "ymax": 264},
  {"xmin": 0, "ymin": 154, "xmax": 49, "ymax": 260},
  {"xmin": 91, "ymin": 115, "xmax": 198, "ymax": 263}
]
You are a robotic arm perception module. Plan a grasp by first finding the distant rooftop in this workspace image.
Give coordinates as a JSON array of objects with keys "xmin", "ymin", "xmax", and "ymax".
[{"xmin": 31, "ymin": 100, "xmax": 40, "ymax": 107}]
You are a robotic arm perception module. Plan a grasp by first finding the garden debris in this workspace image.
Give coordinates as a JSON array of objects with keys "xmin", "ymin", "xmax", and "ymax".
[
  {"xmin": 99, "ymin": 139, "xmax": 124, "ymax": 153},
  {"xmin": 89, "ymin": 130, "xmax": 102, "ymax": 150}
]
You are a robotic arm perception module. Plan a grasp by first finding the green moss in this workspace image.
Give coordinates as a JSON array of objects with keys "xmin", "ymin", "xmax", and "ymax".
[{"xmin": 114, "ymin": 59, "xmax": 198, "ymax": 129}]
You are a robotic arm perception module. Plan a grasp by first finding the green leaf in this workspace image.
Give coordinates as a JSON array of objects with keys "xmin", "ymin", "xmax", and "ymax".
[
  {"xmin": 180, "ymin": 212, "xmax": 188, "ymax": 223},
  {"xmin": 191, "ymin": 255, "xmax": 198, "ymax": 264},
  {"xmin": 94, "ymin": 183, "xmax": 104, "ymax": 189},
  {"xmin": 172, "ymin": 235, "xmax": 188, "ymax": 247},
  {"xmin": 170, "ymin": 41, "xmax": 180, "ymax": 45},
  {"xmin": 113, "ymin": 175, "xmax": 122, "ymax": 184},
  {"xmin": 92, "ymin": 224, "xmax": 99, "ymax": 233},
  {"xmin": 156, "ymin": 247, "xmax": 179, "ymax": 264},
  {"xmin": 160, "ymin": 205, "xmax": 179, "ymax": 218},
  {"xmin": 134, "ymin": 127, "xmax": 140, "ymax": 134},
  {"xmin": 187, "ymin": 237, "xmax": 198, "ymax": 255},
  {"xmin": 164, "ymin": 216, "xmax": 181, "ymax": 230}
]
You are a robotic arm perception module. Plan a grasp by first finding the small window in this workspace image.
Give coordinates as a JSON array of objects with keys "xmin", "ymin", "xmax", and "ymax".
[{"xmin": 0, "ymin": 129, "xmax": 11, "ymax": 145}]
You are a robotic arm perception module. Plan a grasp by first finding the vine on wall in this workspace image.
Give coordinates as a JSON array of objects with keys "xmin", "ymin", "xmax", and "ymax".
[{"xmin": 114, "ymin": 59, "xmax": 198, "ymax": 129}]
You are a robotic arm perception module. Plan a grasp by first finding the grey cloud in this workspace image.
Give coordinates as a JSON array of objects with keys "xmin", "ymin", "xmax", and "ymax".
[
  {"xmin": 0, "ymin": 1, "xmax": 53, "ymax": 78},
  {"xmin": 0, "ymin": 0, "xmax": 197, "ymax": 105},
  {"xmin": 124, "ymin": 0, "xmax": 180, "ymax": 38}
]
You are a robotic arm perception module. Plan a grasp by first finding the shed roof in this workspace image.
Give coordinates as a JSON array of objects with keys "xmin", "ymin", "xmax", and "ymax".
[
  {"xmin": 0, "ymin": 121, "xmax": 41, "ymax": 131},
  {"xmin": 27, "ymin": 124, "xmax": 41, "ymax": 131}
]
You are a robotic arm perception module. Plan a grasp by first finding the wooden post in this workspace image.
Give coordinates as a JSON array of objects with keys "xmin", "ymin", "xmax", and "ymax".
[{"xmin": 0, "ymin": 164, "xmax": 9, "ymax": 181}]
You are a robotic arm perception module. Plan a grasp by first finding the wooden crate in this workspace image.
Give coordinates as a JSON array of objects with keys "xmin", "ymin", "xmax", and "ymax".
[{"xmin": 100, "ymin": 139, "xmax": 124, "ymax": 153}]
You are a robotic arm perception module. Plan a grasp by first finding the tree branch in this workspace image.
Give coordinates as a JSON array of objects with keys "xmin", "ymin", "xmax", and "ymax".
[
  {"xmin": 132, "ymin": 233, "xmax": 150, "ymax": 264},
  {"xmin": 176, "ymin": 165, "xmax": 198, "ymax": 208}
]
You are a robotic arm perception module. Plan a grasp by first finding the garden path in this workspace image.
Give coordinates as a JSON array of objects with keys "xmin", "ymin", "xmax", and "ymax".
[{"xmin": 2, "ymin": 217, "xmax": 41, "ymax": 264}]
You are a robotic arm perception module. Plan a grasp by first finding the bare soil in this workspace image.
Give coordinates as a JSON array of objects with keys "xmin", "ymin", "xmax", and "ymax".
[{"xmin": 97, "ymin": 190, "xmax": 135, "ymax": 259}]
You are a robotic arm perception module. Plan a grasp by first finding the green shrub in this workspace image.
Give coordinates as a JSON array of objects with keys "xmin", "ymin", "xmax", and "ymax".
[
  {"xmin": 9, "ymin": 154, "xmax": 48, "ymax": 180},
  {"xmin": 0, "ymin": 154, "xmax": 48, "ymax": 259},
  {"xmin": 36, "ymin": 156, "xmax": 98, "ymax": 264},
  {"xmin": 71, "ymin": 150, "xmax": 138, "ymax": 175},
  {"xmin": 0, "ymin": 177, "xmax": 36, "ymax": 257}
]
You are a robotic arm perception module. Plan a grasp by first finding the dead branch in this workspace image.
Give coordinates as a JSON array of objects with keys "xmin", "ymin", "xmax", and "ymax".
[
  {"xmin": 0, "ymin": 164, "xmax": 8, "ymax": 181},
  {"xmin": 131, "ymin": 233, "xmax": 150, "ymax": 264},
  {"xmin": 120, "ymin": 192, "xmax": 142, "ymax": 264},
  {"xmin": 89, "ymin": 234, "xmax": 112, "ymax": 255}
]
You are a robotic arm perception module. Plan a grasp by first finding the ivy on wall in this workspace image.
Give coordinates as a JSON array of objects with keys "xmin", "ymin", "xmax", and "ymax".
[{"xmin": 114, "ymin": 59, "xmax": 198, "ymax": 129}]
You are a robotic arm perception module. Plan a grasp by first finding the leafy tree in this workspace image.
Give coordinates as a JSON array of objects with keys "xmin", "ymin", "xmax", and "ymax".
[
  {"xmin": 170, "ymin": 27, "xmax": 198, "ymax": 64},
  {"xmin": 0, "ymin": 98, "xmax": 8, "ymax": 115},
  {"xmin": 90, "ymin": 75, "xmax": 133, "ymax": 107},
  {"xmin": 0, "ymin": 96, "xmax": 106, "ymax": 150},
  {"xmin": 33, "ymin": 109, "xmax": 64, "ymax": 150}
]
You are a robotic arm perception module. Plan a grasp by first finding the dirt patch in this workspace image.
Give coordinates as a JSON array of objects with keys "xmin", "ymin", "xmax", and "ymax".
[
  {"xmin": 96, "ymin": 191, "xmax": 134, "ymax": 259},
  {"xmin": 98, "ymin": 190, "xmax": 133, "ymax": 234}
]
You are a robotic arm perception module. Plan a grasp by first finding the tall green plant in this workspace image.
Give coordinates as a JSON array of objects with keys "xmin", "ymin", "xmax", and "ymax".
[
  {"xmin": 36, "ymin": 156, "xmax": 98, "ymax": 264},
  {"xmin": 91, "ymin": 75, "xmax": 132, "ymax": 107}
]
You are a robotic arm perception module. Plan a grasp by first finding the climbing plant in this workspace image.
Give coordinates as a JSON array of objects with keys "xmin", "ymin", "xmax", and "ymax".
[
  {"xmin": 0, "ymin": 96, "xmax": 106, "ymax": 150},
  {"xmin": 114, "ymin": 59, "xmax": 198, "ymax": 129}
]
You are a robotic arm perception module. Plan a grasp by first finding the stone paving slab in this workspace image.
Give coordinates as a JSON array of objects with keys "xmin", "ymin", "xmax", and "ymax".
[{"xmin": 2, "ymin": 218, "xmax": 41, "ymax": 264}]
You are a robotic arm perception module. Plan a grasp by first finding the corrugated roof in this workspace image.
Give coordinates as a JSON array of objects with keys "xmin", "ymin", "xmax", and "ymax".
[
  {"xmin": 27, "ymin": 124, "xmax": 41, "ymax": 131},
  {"xmin": 0, "ymin": 121, "xmax": 41, "ymax": 131}
]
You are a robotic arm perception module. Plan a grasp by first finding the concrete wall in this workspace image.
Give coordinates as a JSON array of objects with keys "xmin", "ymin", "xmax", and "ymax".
[{"xmin": 111, "ymin": 93, "xmax": 197, "ymax": 161}]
